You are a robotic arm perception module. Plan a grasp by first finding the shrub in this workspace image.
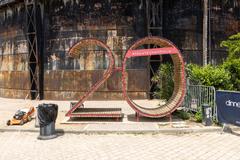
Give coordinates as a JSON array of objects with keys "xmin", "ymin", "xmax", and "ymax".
[
  {"xmin": 222, "ymin": 58, "xmax": 240, "ymax": 91},
  {"xmin": 186, "ymin": 33, "xmax": 240, "ymax": 91},
  {"xmin": 221, "ymin": 33, "xmax": 240, "ymax": 91},
  {"xmin": 186, "ymin": 64, "xmax": 233, "ymax": 90},
  {"xmin": 194, "ymin": 110, "xmax": 202, "ymax": 123},
  {"xmin": 151, "ymin": 63, "xmax": 174, "ymax": 100}
]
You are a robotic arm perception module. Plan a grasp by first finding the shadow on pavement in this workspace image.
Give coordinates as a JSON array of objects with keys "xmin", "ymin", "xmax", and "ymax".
[
  {"xmin": 56, "ymin": 129, "xmax": 65, "ymax": 137},
  {"xmin": 231, "ymin": 131, "xmax": 240, "ymax": 137},
  {"xmin": 222, "ymin": 125, "xmax": 240, "ymax": 137},
  {"xmin": 127, "ymin": 114, "xmax": 182, "ymax": 123}
]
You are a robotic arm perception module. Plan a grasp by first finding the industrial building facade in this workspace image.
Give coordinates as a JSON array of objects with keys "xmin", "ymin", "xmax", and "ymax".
[{"xmin": 0, "ymin": 0, "xmax": 239, "ymax": 100}]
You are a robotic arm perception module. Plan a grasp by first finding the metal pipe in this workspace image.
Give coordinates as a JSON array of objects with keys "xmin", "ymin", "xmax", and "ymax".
[{"xmin": 203, "ymin": 0, "xmax": 208, "ymax": 66}]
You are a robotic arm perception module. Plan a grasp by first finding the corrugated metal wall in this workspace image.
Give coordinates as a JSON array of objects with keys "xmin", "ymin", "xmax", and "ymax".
[
  {"xmin": 210, "ymin": 0, "xmax": 240, "ymax": 64},
  {"xmin": 0, "ymin": 0, "xmax": 239, "ymax": 100},
  {"xmin": 42, "ymin": 0, "xmax": 148, "ymax": 100},
  {"xmin": 0, "ymin": 3, "xmax": 30, "ymax": 98},
  {"xmin": 163, "ymin": 0, "xmax": 240, "ymax": 65},
  {"xmin": 163, "ymin": 0, "xmax": 203, "ymax": 64}
]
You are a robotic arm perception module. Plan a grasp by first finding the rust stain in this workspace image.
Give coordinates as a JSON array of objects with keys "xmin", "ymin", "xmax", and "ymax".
[{"xmin": 0, "ymin": 0, "xmax": 239, "ymax": 100}]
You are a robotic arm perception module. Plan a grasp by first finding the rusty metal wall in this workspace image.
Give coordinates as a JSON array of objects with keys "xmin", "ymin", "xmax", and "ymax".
[
  {"xmin": 42, "ymin": 0, "xmax": 148, "ymax": 100},
  {"xmin": 43, "ymin": 70, "xmax": 148, "ymax": 100},
  {"xmin": 163, "ymin": 0, "xmax": 240, "ymax": 65},
  {"xmin": 163, "ymin": 0, "xmax": 203, "ymax": 65},
  {"xmin": 0, "ymin": 2, "xmax": 30, "ymax": 99},
  {"xmin": 210, "ymin": 0, "xmax": 240, "ymax": 64},
  {"xmin": 0, "ymin": 0, "xmax": 239, "ymax": 100}
]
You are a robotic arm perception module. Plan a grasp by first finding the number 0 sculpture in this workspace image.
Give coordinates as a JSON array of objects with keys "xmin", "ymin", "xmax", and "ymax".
[{"xmin": 122, "ymin": 37, "xmax": 186, "ymax": 118}]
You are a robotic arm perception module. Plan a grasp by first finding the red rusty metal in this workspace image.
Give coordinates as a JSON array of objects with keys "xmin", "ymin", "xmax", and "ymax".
[
  {"xmin": 66, "ymin": 36, "xmax": 186, "ymax": 119},
  {"xmin": 70, "ymin": 114, "xmax": 122, "ymax": 117},
  {"xmin": 66, "ymin": 38, "xmax": 115, "ymax": 117},
  {"xmin": 122, "ymin": 36, "xmax": 186, "ymax": 118}
]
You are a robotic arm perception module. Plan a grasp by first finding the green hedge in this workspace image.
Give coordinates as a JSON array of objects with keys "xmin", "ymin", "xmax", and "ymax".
[{"xmin": 186, "ymin": 64, "xmax": 233, "ymax": 90}]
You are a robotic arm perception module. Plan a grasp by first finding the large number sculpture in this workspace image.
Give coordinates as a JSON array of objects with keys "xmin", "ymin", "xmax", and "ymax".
[{"xmin": 66, "ymin": 37, "xmax": 186, "ymax": 119}]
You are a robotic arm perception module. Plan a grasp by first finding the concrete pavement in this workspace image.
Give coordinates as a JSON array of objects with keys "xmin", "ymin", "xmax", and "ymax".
[
  {"xmin": 0, "ymin": 132, "xmax": 240, "ymax": 160},
  {"xmin": 1, "ymin": 98, "xmax": 240, "ymax": 160},
  {"xmin": 0, "ymin": 97, "xmax": 239, "ymax": 134}
]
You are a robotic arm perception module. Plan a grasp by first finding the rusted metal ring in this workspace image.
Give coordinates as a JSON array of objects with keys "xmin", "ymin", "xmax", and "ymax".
[{"xmin": 122, "ymin": 36, "xmax": 186, "ymax": 118}]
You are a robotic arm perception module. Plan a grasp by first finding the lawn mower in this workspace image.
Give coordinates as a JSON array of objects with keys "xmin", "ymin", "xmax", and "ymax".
[{"xmin": 7, "ymin": 107, "xmax": 35, "ymax": 126}]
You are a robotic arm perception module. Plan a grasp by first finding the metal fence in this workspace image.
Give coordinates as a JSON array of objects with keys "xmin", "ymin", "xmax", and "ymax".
[{"xmin": 183, "ymin": 85, "xmax": 217, "ymax": 120}]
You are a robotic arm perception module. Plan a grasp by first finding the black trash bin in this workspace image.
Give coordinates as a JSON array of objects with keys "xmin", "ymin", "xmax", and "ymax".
[
  {"xmin": 202, "ymin": 104, "xmax": 212, "ymax": 126},
  {"xmin": 37, "ymin": 103, "xmax": 58, "ymax": 140}
]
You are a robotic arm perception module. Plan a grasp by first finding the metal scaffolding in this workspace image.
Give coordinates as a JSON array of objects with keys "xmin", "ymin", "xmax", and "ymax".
[
  {"xmin": 146, "ymin": 0, "xmax": 164, "ymax": 99},
  {"xmin": 146, "ymin": 0, "xmax": 163, "ymax": 36},
  {"xmin": 24, "ymin": 0, "xmax": 40, "ymax": 100}
]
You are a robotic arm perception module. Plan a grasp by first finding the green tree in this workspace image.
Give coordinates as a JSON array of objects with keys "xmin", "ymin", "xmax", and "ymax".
[
  {"xmin": 220, "ymin": 33, "xmax": 240, "ymax": 59},
  {"xmin": 221, "ymin": 33, "xmax": 240, "ymax": 90}
]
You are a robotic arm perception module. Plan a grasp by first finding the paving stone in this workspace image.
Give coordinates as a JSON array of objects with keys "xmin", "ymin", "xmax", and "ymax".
[{"xmin": 0, "ymin": 132, "xmax": 240, "ymax": 160}]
